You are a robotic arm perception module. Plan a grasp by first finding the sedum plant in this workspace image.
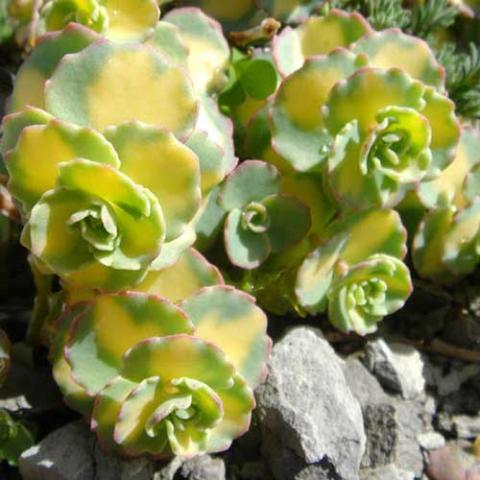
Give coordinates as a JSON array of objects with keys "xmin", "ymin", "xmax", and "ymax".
[
  {"xmin": 4, "ymin": 1, "xmax": 480, "ymax": 465},
  {"xmin": 2, "ymin": 6, "xmax": 272, "ymax": 459},
  {"xmin": 2, "ymin": 13, "xmax": 235, "ymax": 291},
  {"xmin": 269, "ymin": 11, "xmax": 460, "ymax": 209},
  {"xmin": 51, "ymin": 281, "xmax": 270, "ymax": 456},
  {"xmin": 218, "ymin": 160, "xmax": 311, "ymax": 269},
  {"xmin": 295, "ymin": 208, "xmax": 411, "ymax": 333},
  {"xmin": 194, "ymin": 7, "xmax": 474, "ymax": 336}
]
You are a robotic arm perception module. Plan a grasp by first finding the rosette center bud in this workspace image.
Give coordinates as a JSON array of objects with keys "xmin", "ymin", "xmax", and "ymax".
[
  {"xmin": 67, "ymin": 203, "xmax": 119, "ymax": 253},
  {"xmin": 143, "ymin": 377, "xmax": 223, "ymax": 453},
  {"xmin": 240, "ymin": 202, "xmax": 270, "ymax": 233},
  {"xmin": 361, "ymin": 106, "xmax": 432, "ymax": 184},
  {"xmin": 346, "ymin": 277, "xmax": 388, "ymax": 314}
]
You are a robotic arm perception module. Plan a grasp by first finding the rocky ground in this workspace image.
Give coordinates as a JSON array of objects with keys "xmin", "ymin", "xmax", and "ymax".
[{"xmin": 3, "ymin": 325, "xmax": 480, "ymax": 480}]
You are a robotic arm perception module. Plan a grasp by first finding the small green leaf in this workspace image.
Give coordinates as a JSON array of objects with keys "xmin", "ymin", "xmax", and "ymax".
[
  {"xmin": 239, "ymin": 59, "xmax": 278, "ymax": 100},
  {"xmin": 219, "ymin": 161, "xmax": 279, "ymax": 211},
  {"xmin": 224, "ymin": 209, "xmax": 271, "ymax": 269},
  {"xmin": 0, "ymin": 410, "xmax": 35, "ymax": 466}
]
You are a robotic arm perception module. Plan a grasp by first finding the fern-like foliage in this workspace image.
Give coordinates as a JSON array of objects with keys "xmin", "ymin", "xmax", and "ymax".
[
  {"xmin": 407, "ymin": 0, "xmax": 459, "ymax": 39},
  {"xmin": 442, "ymin": 42, "xmax": 480, "ymax": 119},
  {"xmin": 326, "ymin": 0, "xmax": 410, "ymax": 29},
  {"xmin": 327, "ymin": 0, "xmax": 459, "ymax": 35}
]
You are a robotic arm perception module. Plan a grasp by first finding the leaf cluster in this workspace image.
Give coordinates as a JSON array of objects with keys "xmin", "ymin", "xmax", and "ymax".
[
  {"xmin": 439, "ymin": 42, "xmax": 480, "ymax": 118},
  {"xmin": 328, "ymin": 0, "xmax": 480, "ymax": 119}
]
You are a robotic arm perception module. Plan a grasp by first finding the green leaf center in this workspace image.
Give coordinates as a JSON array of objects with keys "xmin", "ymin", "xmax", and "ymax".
[
  {"xmin": 241, "ymin": 202, "xmax": 270, "ymax": 233},
  {"xmin": 361, "ymin": 107, "xmax": 432, "ymax": 184},
  {"xmin": 67, "ymin": 203, "xmax": 119, "ymax": 253},
  {"xmin": 346, "ymin": 277, "xmax": 388, "ymax": 314},
  {"xmin": 143, "ymin": 377, "xmax": 223, "ymax": 453}
]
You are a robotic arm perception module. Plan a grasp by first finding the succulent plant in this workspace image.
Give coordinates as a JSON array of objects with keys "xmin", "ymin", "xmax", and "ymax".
[
  {"xmin": 0, "ymin": 410, "xmax": 35, "ymax": 466},
  {"xmin": 218, "ymin": 160, "xmax": 311, "ymax": 269},
  {"xmin": 295, "ymin": 208, "xmax": 409, "ymax": 323},
  {"xmin": 2, "ymin": 21, "xmax": 235, "ymax": 290},
  {"xmin": 327, "ymin": 254, "xmax": 412, "ymax": 335},
  {"xmin": 51, "ymin": 283, "xmax": 269, "ymax": 457},
  {"xmin": 273, "ymin": 31, "xmax": 459, "ymax": 203},
  {"xmin": 4, "ymin": 7, "xmax": 480, "ymax": 467},
  {"xmin": 266, "ymin": 12, "xmax": 460, "ymax": 210},
  {"xmin": 412, "ymin": 129, "xmax": 480, "ymax": 284}
]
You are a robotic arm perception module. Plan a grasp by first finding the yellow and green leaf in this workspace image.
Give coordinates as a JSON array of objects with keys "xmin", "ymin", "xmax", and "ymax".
[
  {"xmin": 105, "ymin": 122, "xmax": 201, "ymax": 240},
  {"xmin": 45, "ymin": 40, "xmax": 197, "ymax": 137},
  {"xmin": 352, "ymin": 29, "xmax": 444, "ymax": 89},
  {"xmin": 418, "ymin": 128, "xmax": 480, "ymax": 210},
  {"xmin": 180, "ymin": 286, "xmax": 269, "ymax": 388},
  {"xmin": 164, "ymin": 7, "xmax": 230, "ymax": 93},
  {"xmin": 1, "ymin": 107, "xmax": 53, "ymax": 155},
  {"xmin": 8, "ymin": 23, "xmax": 99, "ymax": 113},
  {"xmin": 135, "ymin": 248, "xmax": 223, "ymax": 303},
  {"xmin": 6, "ymin": 120, "xmax": 119, "ymax": 210},
  {"xmin": 271, "ymin": 49, "xmax": 367, "ymax": 171},
  {"xmin": 273, "ymin": 10, "xmax": 371, "ymax": 77},
  {"xmin": 65, "ymin": 293, "xmax": 194, "ymax": 395}
]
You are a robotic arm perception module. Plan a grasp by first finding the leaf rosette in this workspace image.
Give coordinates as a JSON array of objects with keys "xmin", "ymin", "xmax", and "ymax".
[
  {"xmin": 21, "ymin": 159, "xmax": 165, "ymax": 282},
  {"xmin": 2, "ymin": 28, "xmax": 237, "ymax": 289},
  {"xmin": 327, "ymin": 254, "xmax": 412, "ymax": 335},
  {"xmin": 218, "ymin": 160, "xmax": 311, "ymax": 269},
  {"xmin": 51, "ymin": 284, "xmax": 270, "ymax": 457},
  {"xmin": 3, "ymin": 113, "xmax": 204, "ymax": 289},
  {"xmin": 295, "ymin": 208, "xmax": 410, "ymax": 333},
  {"xmin": 269, "ymin": 15, "xmax": 460, "ymax": 210}
]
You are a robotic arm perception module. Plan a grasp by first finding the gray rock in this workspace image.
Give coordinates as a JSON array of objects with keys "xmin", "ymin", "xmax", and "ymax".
[
  {"xmin": 428, "ymin": 363, "xmax": 480, "ymax": 397},
  {"xmin": 361, "ymin": 404, "xmax": 397, "ymax": 468},
  {"xmin": 359, "ymin": 464, "xmax": 415, "ymax": 480},
  {"xmin": 258, "ymin": 430, "xmax": 341, "ymax": 480},
  {"xmin": 363, "ymin": 340, "xmax": 426, "ymax": 400},
  {"xmin": 393, "ymin": 398, "xmax": 428, "ymax": 475},
  {"xmin": 19, "ymin": 420, "xmax": 155, "ymax": 480},
  {"xmin": 179, "ymin": 455, "xmax": 226, "ymax": 480},
  {"xmin": 19, "ymin": 421, "xmax": 94, "ymax": 480},
  {"xmin": 417, "ymin": 432, "xmax": 446, "ymax": 451},
  {"xmin": 94, "ymin": 442, "xmax": 154, "ymax": 480},
  {"xmin": 153, "ymin": 458, "xmax": 184, "ymax": 480},
  {"xmin": 343, "ymin": 359, "xmax": 387, "ymax": 407},
  {"xmin": 344, "ymin": 357, "xmax": 428, "ymax": 475},
  {"xmin": 256, "ymin": 327, "xmax": 366, "ymax": 480}
]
